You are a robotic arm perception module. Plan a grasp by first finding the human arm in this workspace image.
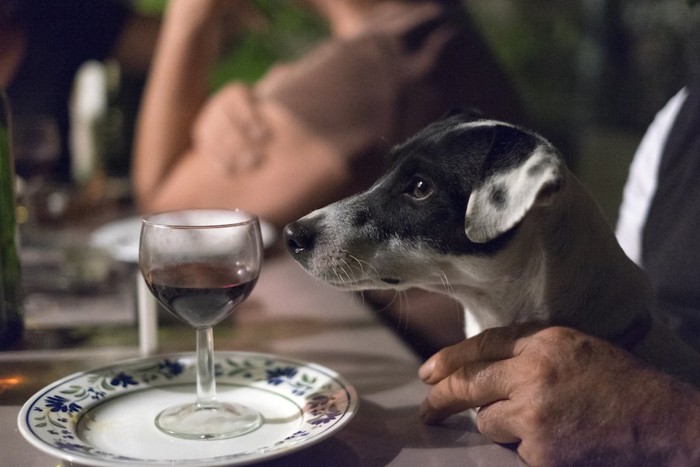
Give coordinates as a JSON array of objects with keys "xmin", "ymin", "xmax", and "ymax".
[
  {"xmin": 419, "ymin": 326, "xmax": 700, "ymax": 467},
  {"xmin": 132, "ymin": 0, "xmax": 352, "ymax": 227},
  {"xmin": 133, "ymin": 0, "xmax": 229, "ymax": 207}
]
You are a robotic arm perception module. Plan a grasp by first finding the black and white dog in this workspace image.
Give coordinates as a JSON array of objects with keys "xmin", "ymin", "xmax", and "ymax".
[{"xmin": 284, "ymin": 114, "xmax": 700, "ymax": 386}]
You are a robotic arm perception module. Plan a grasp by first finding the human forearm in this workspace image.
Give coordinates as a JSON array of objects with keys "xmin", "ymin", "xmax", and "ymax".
[
  {"xmin": 650, "ymin": 377, "xmax": 700, "ymax": 467},
  {"xmin": 556, "ymin": 364, "xmax": 700, "ymax": 467},
  {"xmin": 132, "ymin": 0, "xmax": 228, "ymax": 205}
]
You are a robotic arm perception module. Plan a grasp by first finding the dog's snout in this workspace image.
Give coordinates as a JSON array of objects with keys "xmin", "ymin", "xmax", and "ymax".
[{"xmin": 284, "ymin": 220, "xmax": 317, "ymax": 260}]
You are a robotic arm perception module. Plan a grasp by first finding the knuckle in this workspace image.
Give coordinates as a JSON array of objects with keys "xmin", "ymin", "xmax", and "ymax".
[
  {"xmin": 431, "ymin": 341, "xmax": 470, "ymax": 376},
  {"xmin": 474, "ymin": 326, "xmax": 510, "ymax": 357},
  {"xmin": 468, "ymin": 363, "xmax": 492, "ymax": 390},
  {"xmin": 530, "ymin": 356, "xmax": 561, "ymax": 387},
  {"xmin": 475, "ymin": 405, "xmax": 498, "ymax": 435},
  {"xmin": 536, "ymin": 326, "xmax": 577, "ymax": 344},
  {"xmin": 519, "ymin": 402, "xmax": 547, "ymax": 431},
  {"xmin": 446, "ymin": 369, "xmax": 471, "ymax": 397}
]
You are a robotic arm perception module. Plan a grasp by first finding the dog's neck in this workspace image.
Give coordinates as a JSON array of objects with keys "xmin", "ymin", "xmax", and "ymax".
[
  {"xmin": 435, "ymin": 171, "xmax": 654, "ymax": 340},
  {"xmin": 534, "ymin": 174, "xmax": 654, "ymax": 336}
]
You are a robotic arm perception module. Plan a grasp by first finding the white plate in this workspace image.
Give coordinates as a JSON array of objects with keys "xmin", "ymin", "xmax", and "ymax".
[
  {"xmin": 18, "ymin": 352, "xmax": 358, "ymax": 466},
  {"xmin": 90, "ymin": 216, "xmax": 278, "ymax": 262}
]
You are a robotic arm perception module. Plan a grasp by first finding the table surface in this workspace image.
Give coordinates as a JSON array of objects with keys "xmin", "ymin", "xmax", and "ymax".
[{"xmin": 1, "ymin": 218, "xmax": 522, "ymax": 466}]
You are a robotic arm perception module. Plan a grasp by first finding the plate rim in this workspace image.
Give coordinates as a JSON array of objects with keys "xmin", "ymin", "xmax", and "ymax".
[{"xmin": 17, "ymin": 351, "xmax": 359, "ymax": 466}]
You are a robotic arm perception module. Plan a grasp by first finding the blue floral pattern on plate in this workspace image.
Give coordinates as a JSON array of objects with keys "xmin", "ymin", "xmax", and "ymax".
[{"xmin": 18, "ymin": 352, "xmax": 358, "ymax": 466}]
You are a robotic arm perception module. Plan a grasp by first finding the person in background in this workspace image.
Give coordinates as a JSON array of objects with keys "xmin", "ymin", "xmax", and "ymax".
[
  {"xmin": 616, "ymin": 69, "xmax": 700, "ymax": 353},
  {"xmin": 0, "ymin": 0, "xmax": 159, "ymax": 181},
  {"xmin": 133, "ymin": 0, "xmax": 524, "ymax": 229}
]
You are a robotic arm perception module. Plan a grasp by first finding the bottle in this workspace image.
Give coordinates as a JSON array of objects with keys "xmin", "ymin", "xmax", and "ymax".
[{"xmin": 0, "ymin": 88, "xmax": 24, "ymax": 348}]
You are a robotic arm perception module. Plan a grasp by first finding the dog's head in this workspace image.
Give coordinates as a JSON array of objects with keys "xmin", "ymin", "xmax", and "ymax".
[{"xmin": 284, "ymin": 114, "xmax": 564, "ymax": 292}]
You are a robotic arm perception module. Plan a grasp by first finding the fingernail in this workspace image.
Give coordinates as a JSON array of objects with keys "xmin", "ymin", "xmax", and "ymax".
[{"xmin": 418, "ymin": 360, "xmax": 435, "ymax": 381}]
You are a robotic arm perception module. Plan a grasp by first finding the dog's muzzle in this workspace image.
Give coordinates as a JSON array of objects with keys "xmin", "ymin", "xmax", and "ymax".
[{"xmin": 284, "ymin": 209, "xmax": 406, "ymax": 289}]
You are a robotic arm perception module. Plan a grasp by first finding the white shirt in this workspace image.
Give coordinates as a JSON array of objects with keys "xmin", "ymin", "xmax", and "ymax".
[{"xmin": 615, "ymin": 88, "xmax": 688, "ymax": 265}]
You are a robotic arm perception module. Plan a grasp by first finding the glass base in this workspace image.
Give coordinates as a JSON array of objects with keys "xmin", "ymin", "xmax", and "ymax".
[{"xmin": 155, "ymin": 401, "xmax": 263, "ymax": 440}]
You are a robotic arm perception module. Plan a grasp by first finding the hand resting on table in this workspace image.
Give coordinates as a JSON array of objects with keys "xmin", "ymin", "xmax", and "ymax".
[{"xmin": 419, "ymin": 326, "xmax": 700, "ymax": 467}]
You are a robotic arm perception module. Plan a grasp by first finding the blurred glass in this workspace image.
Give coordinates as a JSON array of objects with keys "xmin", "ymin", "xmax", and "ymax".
[
  {"xmin": 12, "ymin": 116, "xmax": 70, "ymax": 225},
  {"xmin": 13, "ymin": 116, "xmax": 61, "ymax": 180}
]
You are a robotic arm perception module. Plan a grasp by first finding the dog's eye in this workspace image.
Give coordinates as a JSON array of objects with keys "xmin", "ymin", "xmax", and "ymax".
[{"xmin": 407, "ymin": 178, "xmax": 433, "ymax": 200}]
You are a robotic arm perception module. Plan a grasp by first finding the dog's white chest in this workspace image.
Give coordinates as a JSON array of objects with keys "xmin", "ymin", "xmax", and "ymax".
[{"xmin": 463, "ymin": 305, "xmax": 511, "ymax": 339}]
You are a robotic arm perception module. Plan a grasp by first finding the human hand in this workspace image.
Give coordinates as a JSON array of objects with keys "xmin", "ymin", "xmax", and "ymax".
[
  {"xmin": 419, "ymin": 326, "xmax": 699, "ymax": 466},
  {"xmin": 192, "ymin": 83, "xmax": 269, "ymax": 172}
]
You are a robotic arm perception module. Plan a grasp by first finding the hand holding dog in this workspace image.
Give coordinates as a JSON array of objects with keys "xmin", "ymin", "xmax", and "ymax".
[{"xmin": 419, "ymin": 326, "xmax": 700, "ymax": 466}]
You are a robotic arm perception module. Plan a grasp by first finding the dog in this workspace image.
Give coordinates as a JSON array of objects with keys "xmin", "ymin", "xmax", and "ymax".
[{"xmin": 284, "ymin": 113, "xmax": 700, "ymax": 386}]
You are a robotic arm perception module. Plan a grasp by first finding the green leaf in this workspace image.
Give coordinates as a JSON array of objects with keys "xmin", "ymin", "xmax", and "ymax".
[{"xmin": 49, "ymin": 417, "xmax": 66, "ymax": 429}]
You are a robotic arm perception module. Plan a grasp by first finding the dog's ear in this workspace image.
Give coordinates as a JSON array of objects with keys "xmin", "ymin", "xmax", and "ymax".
[{"xmin": 464, "ymin": 125, "xmax": 563, "ymax": 243}]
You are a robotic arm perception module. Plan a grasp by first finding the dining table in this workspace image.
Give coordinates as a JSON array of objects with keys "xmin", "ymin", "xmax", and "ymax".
[{"xmin": 0, "ymin": 194, "xmax": 523, "ymax": 466}]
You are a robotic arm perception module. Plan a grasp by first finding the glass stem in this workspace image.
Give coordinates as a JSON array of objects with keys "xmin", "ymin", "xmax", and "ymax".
[{"xmin": 196, "ymin": 326, "xmax": 217, "ymax": 408}]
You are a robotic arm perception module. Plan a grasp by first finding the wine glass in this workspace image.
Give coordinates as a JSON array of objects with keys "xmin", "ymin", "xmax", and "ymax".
[
  {"xmin": 139, "ymin": 209, "xmax": 263, "ymax": 439},
  {"xmin": 13, "ymin": 115, "xmax": 62, "ymax": 180},
  {"xmin": 12, "ymin": 116, "xmax": 64, "ymax": 223}
]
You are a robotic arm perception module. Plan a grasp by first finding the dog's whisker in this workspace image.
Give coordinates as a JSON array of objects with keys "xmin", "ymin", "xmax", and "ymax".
[
  {"xmin": 336, "ymin": 250, "xmax": 365, "ymax": 281},
  {"xmin": 381, "ymin": 289, "xmax": 404, "ymax": 333},
  {"xmin": 438, "ymin": 271, "xmax": 455, "ymax": 297},
  {"xmin": 320, "ymin": 260, "xmax": 343, "ymax": 283},
  {"xmin": 361, "ymin": 260, "xmax": 383, "ymax": 280},
  {"xmin": 339, "ymin": 265, "xmax": 353, "ymax": 283},
  {"xmin": 422, "ymin": 257, "xmax": 455, "ymax": 297},
  {"xmin": 345, "ymin": 252, "xmax": 369, "ymax": 274},
  {"xmin": 336, "ymin": 260, "xmax": 353, "ymax": 282},
  {"xmin": 346, "ymin": 252, "xmax": 384, "ymax": 282},
  {"xmin": 382, "ymin": 289, "xmax": 406, "ymax": 333},
  {"xmin": 356, "ymin": 289, "xmax": 364, "ymax": 304},
  {"xmin": 343, "ymin": 257, "xmax": 366, "ymax": 279},
  {"xmin": 398, "ymin": 289, "xmax": 411, "ymax": 335},
  {"xmin": 435, "ymin": 271, "xmax": 463, "ymax": 325}
]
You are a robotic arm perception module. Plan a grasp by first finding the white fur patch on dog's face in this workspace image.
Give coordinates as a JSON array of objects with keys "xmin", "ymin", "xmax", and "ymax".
[{"xmin": 465, "ymin": 145, "xmax": 562, "ymax": 243}]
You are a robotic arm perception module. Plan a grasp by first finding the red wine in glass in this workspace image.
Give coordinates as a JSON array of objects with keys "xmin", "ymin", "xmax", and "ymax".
[{"xmin": 144, "ymin": 262, "xmax": 258, "ymax": 328}]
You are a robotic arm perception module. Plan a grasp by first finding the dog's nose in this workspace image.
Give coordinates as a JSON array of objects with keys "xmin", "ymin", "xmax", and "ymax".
[{"xmin": 284, "ymin": 220, "xmax": 317, "ymax": 259}]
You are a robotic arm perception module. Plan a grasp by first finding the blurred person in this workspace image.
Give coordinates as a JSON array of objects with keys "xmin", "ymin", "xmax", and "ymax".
[
  {"xmin": 133, "ymin": 0, "xmax": 524, "ymax": 229},
  {"xmin": 0, "ymin": 0, "xmax": 159, "ymax": 181},
  {"xmin": 616, "ymin": 68, "xmax": 700, "ymax": 352}
]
